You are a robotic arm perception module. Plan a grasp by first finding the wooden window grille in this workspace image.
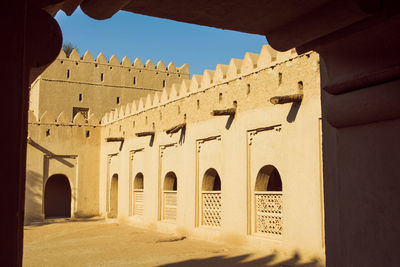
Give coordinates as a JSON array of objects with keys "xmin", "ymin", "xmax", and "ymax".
[
  {"xmin": 201, "ymin": 191, "xmax": 221, "ymax": 227},
  {"xmin": 254, "ymin": 192, "xmax": 283, "ymax": 235},
  {"xmin": 163, "ymin": 191, "xmax": 177, "ymax": 221},
  {"xmin": 133, "ymin": 189, "xmax": 144, "ymax": 216}
]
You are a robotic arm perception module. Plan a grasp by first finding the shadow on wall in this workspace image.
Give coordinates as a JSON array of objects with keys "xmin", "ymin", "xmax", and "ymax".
[
  {"xmin": 286, "ymin": 102, "xmax": 301, "ymax": 123},
  {"xmin": 159, "ymin": 252, "xmax": 323, "ymax": 267},
  {"xmin": 25, "ymin": 170, "xmax": 44, "ymax": 224},
  {"xmin": 225, "ymin": 114, "xmax": 235, "ymax": 130},
  {"xmin": 28, "ymin": 138, "xmax": 74, "ymax": 168},
  {"xmin": 179, "ymin": 125, "xmax": 186, "ymax": 145}
]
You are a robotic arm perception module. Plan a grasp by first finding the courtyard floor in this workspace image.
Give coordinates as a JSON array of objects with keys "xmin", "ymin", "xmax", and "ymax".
[{"xmin": 23, "ymin": 219, "xmax": 323, "ymax": 267}]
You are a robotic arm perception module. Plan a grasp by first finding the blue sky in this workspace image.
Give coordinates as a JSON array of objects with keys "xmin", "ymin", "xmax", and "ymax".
[{"xmin": 55, "ymin": 7, "xmax": 267, "ymax": 75}]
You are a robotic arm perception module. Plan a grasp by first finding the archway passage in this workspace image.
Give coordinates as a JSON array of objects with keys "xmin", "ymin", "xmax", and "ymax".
[
  {"xmin": 254, "ymin": 165, "xmax": 283, "ymax": 235},
  {"xmin": 44, "ymin": 174, "xmax": 71, "ymax": 218},
  {"xmin": 201, "ymin": 168, "xmax": 222, "ymax": 227},
  {"xmin": 163, "ymin": 171, "xmax": 177, "ymax": 221},
  {"xmin": 109, "ymin": 174, "xmax": 118, "ymax": 218}
]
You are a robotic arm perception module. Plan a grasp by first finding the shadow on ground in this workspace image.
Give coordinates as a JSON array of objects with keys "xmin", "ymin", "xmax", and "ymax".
[
  {"xmin": 159, "ymin": 252, "xmax": 323, "ymax": 267},
  {"xmin": 24, "ymin": 216, "xmax": 105, "ymax": 228}
]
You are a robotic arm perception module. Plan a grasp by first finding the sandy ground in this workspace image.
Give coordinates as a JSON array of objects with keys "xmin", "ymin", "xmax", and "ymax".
[{"xmin": 23, "ymin": 219, "xmax": 323, "ymax": 267}]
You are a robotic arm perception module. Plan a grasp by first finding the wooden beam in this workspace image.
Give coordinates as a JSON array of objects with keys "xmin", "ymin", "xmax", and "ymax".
[
  {"xmin": 106, "ymin": 137, "xmax": 124, "ymax": 142},
  {"xmin": 135, "ymin": 131, "xmax": 155, "ymax": 137},
  {"xmin": 270, "ymin": 94, "xmax": 303, "ymax": 105},
  {"xmin": 211, "ymin": 108, "xmax": 236, "ymax": 116},
  {"xmin": 165, "ymin": 123, "xmax": 186, "ymax": 134}
]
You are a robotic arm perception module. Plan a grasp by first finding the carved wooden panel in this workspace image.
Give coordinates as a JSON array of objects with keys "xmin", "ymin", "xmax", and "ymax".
[
  {"xmin": 133, "ymin": 190, "xmax": 144, "ymax": 216},
  {"xmin": 255, "ymin": 192, "xmax": 283, "ymax": 235},
  {"xmin": 201, "ymin": 192, "xmax": 222, "ymax": 227},
  {"xmin": 163, "ymin": 191, "xmax": 177, "ymax": 221}
]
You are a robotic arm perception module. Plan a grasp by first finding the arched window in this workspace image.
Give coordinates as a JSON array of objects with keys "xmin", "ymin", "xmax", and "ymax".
[
  {"xmin": 109, "ymin": 174, "xmax": 118, "ymax": 218},
  {"xmin": 162, "ymin": 171, "xmax": 177, "ymax": 221},
  {"xmin": 44, "ymin": 174, "xmax": 71, "ymax": 218},
  {"xmin": 201, "ymin": 168, "xmax": 222, "ymax": 227},
  {"xmin": 254, "ymin": 165, "xmax": 283, "ymax": 235},
  {"xmin": 133, "ymin": 173, "xmax": 144, "ymax": 216}
]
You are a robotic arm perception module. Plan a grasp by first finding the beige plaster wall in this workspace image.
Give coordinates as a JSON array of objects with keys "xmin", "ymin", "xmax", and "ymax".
[
  {"xmin": 32, "ymin": 49, "xmax": 189, "ymax": 122},
  {"xmin": 98, "ymin": 48, "xmax": 324, "ymax": 260},
  {"xmin": 25, "ymin": 111, "xmax": 101, "ymax": 224}
]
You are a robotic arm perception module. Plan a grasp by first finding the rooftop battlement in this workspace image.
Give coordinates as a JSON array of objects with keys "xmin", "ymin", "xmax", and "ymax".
[
  {"xmin": 33, "ymin": 48, "xmax": 190, "ymax": 90},
  {"xmin": 100, "ymin": 45, "xmax": 301, "ymax": 125}
]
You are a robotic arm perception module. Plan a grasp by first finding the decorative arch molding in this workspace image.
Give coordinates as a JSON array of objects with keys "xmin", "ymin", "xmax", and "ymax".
[{"xmin": 129, "ymin": 148, "xmax": 145, "ymax": 217}]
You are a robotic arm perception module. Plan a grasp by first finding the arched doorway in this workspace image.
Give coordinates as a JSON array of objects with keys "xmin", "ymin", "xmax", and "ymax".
[
  {"xmin": 44, "ymin": 174, "xmax": 71, "ymax": 218},
  {"xmin": 133, "ymin": 172, "xmax": 144, "ymax": 216},
  {"xmin": 109, "ymin": 174, "xmax": 118, "ymax": 218},
  {"xmin": 162, "ymin": 171, "xmax": 177, "ymax": 221},
  {"xmin": 201, "ymin": 168, "xmax": 222, "ymax": 227},
  {"xmin": 254, "ymin": 165, "xmax": 283, "ymax": 235}
]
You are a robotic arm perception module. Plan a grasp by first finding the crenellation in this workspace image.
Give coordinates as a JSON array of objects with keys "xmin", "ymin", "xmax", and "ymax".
[
  {"xmin": 56, "ymin": 111, "xmax": 68, "ymax": 124},
  {"xmin": 40, "ymin": 111, "xmax": 55, "ymax": 123},
  {"xmin": 145, "ymin": 94, "xmax": 153, "ymax": 109},
  {"xmin": 180, "ymin": 79, "xmax": 191, "ymax": 95},
  {"xmin": 190, "ymin": 75, "xmax": 203, "ymax": 92},
  {"xmin": 214, "ymin": 64, "xmax": 229, "ymax": 83},
  {"xmin": 242, "ymin": 52, "xmax": 259, "ymax": 75},
  {"xmin": 133, "ymin": 57, "xmax": 143, "ymax": 68},
  {"xmin": 227, "ymin": 58, "xmax": 243, "ymax": 79},
  {"xmin": 124, "ymin": 103, "xmax": 131, "ymax": 117},
  {"xmin": 169, "ymin": 83, "xmax": 179, "ymax": 100},
  {"xmin": 202, "ymin": 70, "xmax": 215, "ymax": 88},
  {"xmin": 118, "ymin": 106, "xmax": 125, "ymax": 119},
  {"xmin": 31, "ymin": 49, "xmax": 190, "ymax": 122},
  {"xmin": 121, "ymin": 56, "xmax": 131, "ymax": 67},
  {"xmin": 177, "ymin": 63, "xmax": 189, "ymax": 75},
  {"xmin": 96, "ymin": 52, "xmax": 107, "ymax": 63},
  {"xmin": 73, "ymin": 112, "xmax": 86, "ymax": 124},
  {"xmin": 167, "ymin": 62, "xmax": 176, "ymax": 72},
  {"xmin": 109, "ymin": 54, "xmax": 120, "ymax": 65},
  {"xmin": 83, "ymin": 50, "xmax": 94, "ymax": 62},
  {"xmin": 69, "ymin": 48, "xmax": 80, "ymax": 61},
  {"xmin": 145, "ymin": 59, "xmax": 155, "ymax": 69},
  {"xmin": 101, "ymin": 49, "xmax": 318, "ymax": 130},
  {"xmin": 88, "ymin": 113, "xmax": 99, "ymax": 125},
  {"xmin": 156, "ymin": 60, "xmax": 166, "ymax": 71}
]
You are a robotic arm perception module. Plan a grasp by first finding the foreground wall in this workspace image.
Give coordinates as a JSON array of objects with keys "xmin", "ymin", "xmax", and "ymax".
[{"xmin": 99, "ymin": 48, "xmax": 324, "ymax": 260}]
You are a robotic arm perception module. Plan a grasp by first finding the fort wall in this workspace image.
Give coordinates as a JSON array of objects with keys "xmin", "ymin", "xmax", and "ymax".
[
  {"xmin": 25, "ymin": 111, "xmax": 101, "ymax": 223},
  {"xmin": 30, "ymin": 49, "xmax": 189, "ymax": 121},
  {"xmin": 25, "ymin": 45, "xmax": 324, "ymax": 261},
  {"xmin": 99, "ymin": 47, "xmax": 324, "ymax": 260}
]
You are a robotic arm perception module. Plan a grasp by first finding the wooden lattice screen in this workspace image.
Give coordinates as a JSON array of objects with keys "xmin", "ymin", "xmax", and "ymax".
[
  {"xmin": 255, "ymin": 192, "xmax": 283, "ymax": 235},
  {"xmin": 201, "ymin": 191, "xmax": 221, "ymax": 227},
  {"xmin": 133, "ymin": 190, "xmax": 144, "ymax": 216},
  {"xmin": 163, "ymin": 191, "xmax": 177, "ymax": 221}
]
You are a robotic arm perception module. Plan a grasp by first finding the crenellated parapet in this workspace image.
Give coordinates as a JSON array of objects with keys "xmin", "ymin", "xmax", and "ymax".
[
  {"xmin": 101, "ymin": 45, "xmax": 304, "ymax": 125},
  {"xmin": 34, "ymin": 48, "xmax": 190, "ymax": 91},
  {"xmin": 28, "ymin": 109, "xmax": 101, "ymax": 127}
]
